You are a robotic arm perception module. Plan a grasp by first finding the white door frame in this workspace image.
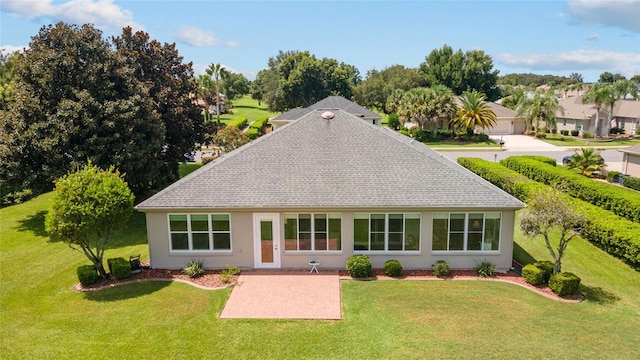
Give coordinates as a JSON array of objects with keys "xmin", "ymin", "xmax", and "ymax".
[{"xmin": 253, "ymin": 213, "xmax": 281, "ymax": 268}]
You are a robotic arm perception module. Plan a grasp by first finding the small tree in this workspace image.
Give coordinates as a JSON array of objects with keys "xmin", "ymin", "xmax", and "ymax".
[
  {"xmin": 214, "ymin": 126, "xmax": 249, "ymax": 153},
  {"xmin": 45, "ymin": 163, "xmax": 134, "ymax": 279},
  {"xmin": 566, "ymin": 148, "xmax": 605, "ymax": 177},
  {"xmin": 519, "ymin": 190, "xmax": 585, "ymax": 274}
]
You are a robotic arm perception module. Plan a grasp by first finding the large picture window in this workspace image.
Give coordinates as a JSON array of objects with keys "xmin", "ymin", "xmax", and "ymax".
[
  {"xmin": 432, "ymin": 213, "xmax": 501, "ymax": 252},
  {"xmin": 353, "ymin": 213, "xmax": 420, "ymax": 252},
  {"xmin": 168, "ymin": 214, "xmax": 231, "ymax": 251},
  {"xmin": 284, "ymin": 213, "xmax": 341, "ymax": 251}
]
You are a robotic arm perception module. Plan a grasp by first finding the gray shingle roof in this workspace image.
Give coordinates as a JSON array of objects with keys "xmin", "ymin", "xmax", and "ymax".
[
  {"xmin": 270, "ymin": 96, "xmax": 381, "ymax": 121},
  {"xmin": 136, "ymin": 109, "xmax": 524, "ymax": 210},
  {"xmin": 619, "ymin": 143, "xmax": 640, "ymax": 155}
]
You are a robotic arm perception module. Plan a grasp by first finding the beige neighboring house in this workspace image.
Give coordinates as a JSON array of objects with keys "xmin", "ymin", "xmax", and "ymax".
[
  {"xmin": 619, "ymin": 144, "xmax": 640, "ymax": 177},
  {"xmin": 481, "ymin": 102, "xmax": 526, "ymax": 135},
  {"xmin": 556, "ymin": 96, "xmax": 640, "ymax": 136},
  {"xmin": 270, "ymin": 96, "xmax": 382, "ymax": 130},
  {"xmin": 135, "ymin": 97, "xmax": 524, "ymax": 271}
]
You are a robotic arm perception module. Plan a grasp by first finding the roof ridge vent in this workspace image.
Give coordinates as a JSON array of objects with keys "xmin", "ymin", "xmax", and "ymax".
[{"xmin": 321, "ymin": 111, "xmax": 335, "ymax": 120}]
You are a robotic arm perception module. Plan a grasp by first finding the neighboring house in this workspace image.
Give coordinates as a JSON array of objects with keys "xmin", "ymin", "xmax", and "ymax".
[
  {"xmin": 481, "ymin": 102, "xmax": 525, "ymax": 135},
  {"xmin": 136, "ymin": 101, "xmax": 525, "ymax": 271},
  {"xmin": 270, "ymin": 96, "xmax": 382, "ymax": 130},
  {"xmin": 619, "ymin": 144, "xmax": 640, "ymax": 177},
  {"xmin": 556, "ymin": 96, "xmax": 640, "ymax": 136}
]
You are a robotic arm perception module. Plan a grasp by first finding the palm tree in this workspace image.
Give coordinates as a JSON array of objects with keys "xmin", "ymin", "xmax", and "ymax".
[
  {"xmin": 397, "ymin": 88, "xmax": 430, "ymax": 129},
  {"xmin": 451, "ymin": 90, "xmax": 497, "ymax": 134},
  {"xmin": 501, "ymin": 87, "xmax": 527, "ymax": 111},
  {"xmin": 565, "ymin": 148, "xmax": 605, "ymax": 177},
  {"xmin": 516, "ymin": 89, "xmax": 563, "ymax": 134},
  {"xmin": 431, "ymin": 84, "xmax": 457, "ymax": 124},
  {"xmin": 196, "ymin": 75, "xmax": 215, "ymax": 122},
  {"xmin": 582, "ymin": 83, "xmax": 612, "ymax": 137},
  {"xmin": 206, "ymin": 63, "xmax": 227, "ymax": 125},
  {"xmin": 610, "ymin": 79, "xmax": 639, "ymax": 129}
]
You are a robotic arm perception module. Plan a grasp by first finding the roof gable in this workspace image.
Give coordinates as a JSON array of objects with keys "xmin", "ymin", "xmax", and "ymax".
[
  {"xmin": 137, "ymin": 109, "xmax": 523, "ymax": 210},
  {"xmin": 270, "ymin": 96, "xmax": 381, "ymax": 122}
]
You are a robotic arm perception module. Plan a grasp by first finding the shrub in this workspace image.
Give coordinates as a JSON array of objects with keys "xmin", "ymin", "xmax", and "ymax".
[
  {"xmin": 533, "ymin": 260, "xmax": 554, "ymax": 283},
  {"xmin": 522, "ymin": 264, "xmax": 546, "ymax": 285},
  {"xmin": 609, "ymin": 127, "xmax": 625, "ymax": 135},
  {"xmin": 517, "ymin": 155, "xmax": 557, "ymax": 166},
  {"xmin": 535, "ymin": 132, "xmax": 546, "ymax": 138},
  {"xmin": 606, "ymin": 171, "xmax": 622, "ymax": 183},
  {"xmin": 201, "ymin": 156, "xmax": 216, "ymax": 165},
  {"xmin": 582, "ymin": 131, "xmax": 593, "ymax": 139},
  {"xmin": 623, "ymin": 175, "xmax": 640, "ymax": 191},
  {"xmin": 549, "ymin": 272, "xmax": 581, "ymax": 296},
  {"xmin": 384, "ymin": 260, "xmax": 403, "ymax": 277},
  {"xmin": 560, "ymin": 130, "xmax": 569, "ymax": 136},
  {"xmin": 227, "ymin": 115, "xmax": 248, "ymax": 129},
  {"xmin": 250, "ymin": 115, "xmax": 269, "ymax": 130},
  {"xmin": 387, "ymin": 113, "xmax": 400, "ymax": 130},
  {"xmin": 471, "ymin": 133, "xmax": 489, "ymax": 142},
  {"xmin": 346, "ymin": 255, "xmax": 372, "ymax": 278},
  {"xmin": 1, "ymin": 188, "xmax": 35, "ymax": 207},
  {"xmin": 77, "ymin": 264, "xmax": 100, "ymax": 286},
  {"xmin": 219, "ymin": 264, "xmax": 240, "ymax": 283},
  {"xmin": 432, "ymin": 260, "xmax": 450, "ymax": 278},
  {"xmin": 399, "ymin": 129, "xmax": 410, "ymax": 136},
  {"xmin": 475, "ymin": 260, "xmax": 496, "ymax": 277},
  {"xmin": 107, "ymin": 257, "xmax": 132, "ymax": 280},
  {"xmin": 184, "ymin": 259, "xmax": 205, "ymax": 278},
  {"xmin": 247, "ymin": 128, "xmax": 259, "ymax": 140},
  {"xmin": 571, "ymin": 130, "xmax": 579, "ymax": 136}
]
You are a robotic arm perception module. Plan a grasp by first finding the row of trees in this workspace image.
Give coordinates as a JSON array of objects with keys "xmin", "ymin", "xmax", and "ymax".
[{"xmin": 0, "ymin": 23, "xmax": 204, "ymax": 197}]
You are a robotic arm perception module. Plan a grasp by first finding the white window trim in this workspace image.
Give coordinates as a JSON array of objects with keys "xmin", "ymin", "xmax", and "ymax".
[
  {"xmin": 353, "ymin": 213, "xmax": 421, "ymax": 254},
  {"xmin": 431, "ymin": 212, "xmax": 502, "ymax": 253},
  {"xmin": 168, "ymin": 213, "xmax": 233, "ymax": 253},
  {"xmin": 283, "ymin": 213, "xmax": 342, "ymax": 253}
]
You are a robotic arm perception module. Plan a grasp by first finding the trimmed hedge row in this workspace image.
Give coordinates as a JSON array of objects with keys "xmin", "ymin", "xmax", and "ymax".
[
  {"xmin": 500, "ymin": 156, "xmax": 640, "ymax": 223},
  {"xmin": 250, "ymin": 115, "xmax": 269, "ymax": 130},
  {"xmin": 623, "ymin": 175, "xmax": 640, "ymax": 191},
  {"xmin": 515, "ymin": 155, "xmax": 557, "ymax": 166},
  {"xmin": 457, "ymin": 157, "xmax": 640, "ymax": 267},
  {"xmin": 227, "ymin": 115, "xmax": 248, "ymax": 129}
]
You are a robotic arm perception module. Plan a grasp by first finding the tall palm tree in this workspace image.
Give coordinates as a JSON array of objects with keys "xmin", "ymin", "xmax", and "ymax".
[
  {"xmin": 206, "ymin": 63, "xmax": 227, "ymax": 125},
  {"xmin": 452, "ymin": 90, "xmax": 497, "ymax": 134},
  {"xmin": 397, "ymin": 88, "xmax": 430, "ymax": 129},
  {"xmin": 196, "ymin": 75, "xmax": 215, "ymax": 122},
  {"xmin": 431, "ymin": 84, "xmax": 457, "ymax": 124},
  {"xmin": 566, "ymin": 148, "xmax": 605, "ymax": 177},
  {"xmin": 516, "ymin": 89, "xmax": 563, "ymax": 134},
  {"xmin": 582, "ymin": 83, "xmax": 612, "ymax": 137},
  {"xmin": 501, "ymin": 87, "xmax": 527, "ymax": 111},
  {"xmin": 610, "ymin": 79, "xmax": 640, "ymax": 129}
]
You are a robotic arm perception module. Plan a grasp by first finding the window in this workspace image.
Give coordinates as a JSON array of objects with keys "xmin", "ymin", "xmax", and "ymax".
[
  {"xmin": 353, "ymin": 213, "xmax": 420, "ymax": 252},
  {"xmin": 432, "ymin": 213, "xmax": 501, "ymax": 252},
  {"xmin": 168, "ymin": 214, "xmax": 231, "ymax": 251},
  {"xmin": 284, "ymin": 213, "xmax": 341, "ymax": 251}
]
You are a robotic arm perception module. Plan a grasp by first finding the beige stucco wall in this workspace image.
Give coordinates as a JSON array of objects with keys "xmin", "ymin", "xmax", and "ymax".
[
  {"xmin": 622, "ymin": 153, "xmax": 640, "ymax": 177},
  {"xmin": 143, "ymin": 209, "xmax": 517, "ymax": 271}
]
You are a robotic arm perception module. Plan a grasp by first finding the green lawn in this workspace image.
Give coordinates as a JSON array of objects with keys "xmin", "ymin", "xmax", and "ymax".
[
  {"xmin": 215, "ymin": 95, "xmax": 279, "ymax": 125},
  {"xmin": 2, "ymin": 176, "xmax": 639, "ymax": 358},
  {"xmin": 426, "ymin": 140, "xmax": 501, "ymax": 149},
  {"xmin": 542, "ymin": 135, "xmax": 640, "ymax": 147}
]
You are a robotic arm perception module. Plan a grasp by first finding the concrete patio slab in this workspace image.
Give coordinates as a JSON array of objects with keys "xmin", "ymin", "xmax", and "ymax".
[{"xmin": 219, "ymin": 270, "xmax": 341, "ymax": 320}]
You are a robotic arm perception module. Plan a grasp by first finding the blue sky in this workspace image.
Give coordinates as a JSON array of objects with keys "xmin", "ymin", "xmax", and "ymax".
[{"xmin": 1, "ymin": 0, "xmax": 639, "ymax": 82}]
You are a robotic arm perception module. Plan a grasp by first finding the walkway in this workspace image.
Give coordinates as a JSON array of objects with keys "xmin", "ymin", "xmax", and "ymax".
[{"xmin": 219, "ymin": 270, "xmax": 341, "ymax": 319}]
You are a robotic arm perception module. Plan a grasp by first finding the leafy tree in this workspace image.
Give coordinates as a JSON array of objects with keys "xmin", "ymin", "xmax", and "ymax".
[
  {"xmin": 565, "ymin": 148, "xmax": 605, "ymax": 177},
  {"xmin": 45, "ymin": 163, "xmax": 134, "ymax": 279},
  {"xmin": 112, "ymin": 27, "xmax": 204, "ymax": 191},
  {"xmin": 0, "ymin": 51, "xmax": 18, "ymax": 111},
  {"xmin": 498, "ymin": 73, "xmax": 574, "ymax": 87},
  {"xmin": 0, "ymin": 23, "xmax": 164, "ymax": 196},
  {"xmin": 630, "ymin": 75, "xmax": 640, "ymax": 84},
  {"xmin": 452, "ymin": 90, "xmax": 497, "ymax": 133},
  {"xmin": 516, "ymin": 89, "xmax": 563, "ymax": 133},
  {"xmin": 353, "ymin": 65, "xmax": 426, "ymax": 111},
  {"xmin": 569, "ymin": 72, "xmax": 584, "ymax": 83},
  {"xmin": 610, "ymin": 79, "xmax": 639, "ymax": 129},
  {"xmin": 420, "ymin": 45, "xmax": 500, "ymax": 101},
  {"xmin": 520, "ymin": 190, "xmax": 585, "ymax": 274},
  {"xmin": 220, "ymin": 72, "xmax": 250, "ymax": 100},
  {"xmin": 214, "ymin": 125, "xmax": 249, "ymax": 152},
  {"xmin": 598, "ymin": 72, "xmax": 626, "ymax": 83}
]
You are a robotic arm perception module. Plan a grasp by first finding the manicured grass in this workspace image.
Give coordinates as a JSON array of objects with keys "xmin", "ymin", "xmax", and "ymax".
[
  {"xmin": 215, "ymin": 95, "xmax": 279, "ymax": 125},
  {"xmin": 542, "ymin": 135, "xmax": 640, "ymax": 147},
  {"xmin": 2, "ymin": 193, "xmax": 639, "ymax": 358},
  {"xmin": 426, "ymin": 140, "xmax": 500, "ymax": 148},
  {"xmin": 178, "ymin": 162, "xmax": 202, "ymax": 177}
]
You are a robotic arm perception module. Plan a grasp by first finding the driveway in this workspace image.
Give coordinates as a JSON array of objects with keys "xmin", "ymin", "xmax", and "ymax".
[
  {"xmin": 490, "ymin": 135, "xmax": 558, "ymax": 152},
  {"xmin": 219, "ymin": 270, "xmax": 341, "ymax": 319}
]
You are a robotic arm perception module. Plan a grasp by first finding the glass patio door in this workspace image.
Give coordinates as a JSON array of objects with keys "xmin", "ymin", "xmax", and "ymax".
[{"xmin": 253, "ymin": 213, "xmax": 280, "ymax": 268}]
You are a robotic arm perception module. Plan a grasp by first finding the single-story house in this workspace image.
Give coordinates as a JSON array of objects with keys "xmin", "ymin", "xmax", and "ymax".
[
  {"xmin": 270, "ymin": 96, "xmax": 382, "ymax": 130},
  {"xmin": 135, "ymin": 100, "xmax": 525, "ymax": 271},
  {"xmin": 481, "ymin": 102, "xmax": 526, "ymax": 135},
  {"xmin": 619, "ymin": 143, "xmax": 640, "ymax": 177},
  {"xmin": 556, "ymin": 96, "xmax": 640, "ymax": 136}
]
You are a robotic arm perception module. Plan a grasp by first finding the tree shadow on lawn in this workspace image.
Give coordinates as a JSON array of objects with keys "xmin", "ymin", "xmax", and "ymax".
[
  {"xmin": 16, "ymin": 210, "xmax": 52, "ymax": 239},
  {"xmin": 581, "ymin": 284, "xmax": 620, "ymax": 305},
  {"xmin": 82, "ymin": 280, "xmax": 170, "ymax": 302}
]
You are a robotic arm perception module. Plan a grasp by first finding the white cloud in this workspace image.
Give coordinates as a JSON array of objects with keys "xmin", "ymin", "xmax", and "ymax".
[
  {"xmin": 176, "ymin": 26, "xmax": 219, "ymax": 47},
  {"xmin": 176, "ymin": 26, "xmax": 239, "ymax": 48},
  {"xmin": 585, "ymin": 33, "xmax": 599, "ymax": 41},
  {"xmin": 495, "ymin": 50, "xmax": 640, "ymax": 78},
  {"xmin": 0, "ymin": 0, "xmax": 144, "ymax": 32},
  {"xmin": 567, "ymin": 0, "xmax": 640, "ymax": 33},
  {"xmin": 0, "ymin": 45, "xmax": 27, "ymax": 54}
]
